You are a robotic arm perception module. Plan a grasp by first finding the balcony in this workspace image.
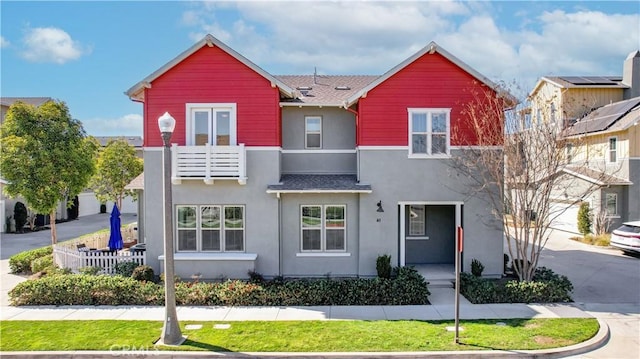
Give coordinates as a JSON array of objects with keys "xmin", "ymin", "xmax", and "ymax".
[{"xmin": 171, "ymin": 144, "xmax": 247, "ymax": 185}]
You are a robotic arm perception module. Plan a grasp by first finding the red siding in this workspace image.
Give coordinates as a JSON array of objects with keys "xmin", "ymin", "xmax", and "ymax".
[
  {"xmin": 143, "ymin": 46, "xmax": 281, "ymax": 147},
  {"xmin": 358, "ymin": 52, "xmax": 499, "ymax": 146}
]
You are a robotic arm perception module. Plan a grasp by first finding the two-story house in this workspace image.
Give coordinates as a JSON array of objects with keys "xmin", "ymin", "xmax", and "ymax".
[
  {"xmin": 529, "ymin": 51, "xmax": 640, "ymax": 233},
  {"xmin": 126, "ymin": 35, "xmax": 505, "ymax": 280}
]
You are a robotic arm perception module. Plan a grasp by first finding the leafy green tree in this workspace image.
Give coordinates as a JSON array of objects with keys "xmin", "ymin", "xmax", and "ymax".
[
  {"xmin": 90, "ymin": 138, "xmax": 143, "ymax": 210},
  {"xmin": 577, "ymin": 202, "xmax": 592, "ymax": 236},
  {"xmin": 0, "ymin": 100, "xmax": 97, "ymax": 244}
]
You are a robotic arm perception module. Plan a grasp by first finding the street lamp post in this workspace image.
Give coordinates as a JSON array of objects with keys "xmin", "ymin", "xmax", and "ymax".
[{"xmin": 158, "ymin": 112, "xmax": 184, "ymax": 346}]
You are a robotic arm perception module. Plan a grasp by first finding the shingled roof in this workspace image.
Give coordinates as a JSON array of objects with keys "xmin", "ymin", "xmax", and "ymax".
[
  {"xmin": 277, "ymin": 75, "xmax": 378, "ymax": 106},
  {"xmin": 267, "ymin": 174, "xmax": 372, "ymax": 193}
]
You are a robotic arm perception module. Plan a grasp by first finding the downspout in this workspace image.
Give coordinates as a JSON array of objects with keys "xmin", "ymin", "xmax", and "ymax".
[
  {"xmin": 343, "ymin": 103, "xmax": 360, "ymax": 181},
  {"xmin": 277, "ymin": 192, "xmax": 283, "ymax": 276}
]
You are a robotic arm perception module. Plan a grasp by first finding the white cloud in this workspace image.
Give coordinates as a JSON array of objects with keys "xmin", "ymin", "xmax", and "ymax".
[
  {"xmin": 0, "ymin": 36, "xmax": 9, "ymax": 48},
  {"xmin": 181, "ymin": 2, "xmax": 639, "ymax": 90},
  {"xmin": 21, "ymin": 27, "xmax": 89, "ymax": 64},
  {"xmin": 82, "ymin": 114, "xmax": 143, "ymax": 137}
]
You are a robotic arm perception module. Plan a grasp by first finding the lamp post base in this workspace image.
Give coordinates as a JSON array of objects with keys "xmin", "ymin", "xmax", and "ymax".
[{"xmin": 155, "ymin": 336, "xmax": 187, "ymax": 347}]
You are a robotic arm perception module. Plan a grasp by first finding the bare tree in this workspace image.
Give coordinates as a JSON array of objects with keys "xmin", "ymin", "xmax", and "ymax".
[{"xmin": 449, "ymin": 83, "xmax": 615, "ymax": 281}]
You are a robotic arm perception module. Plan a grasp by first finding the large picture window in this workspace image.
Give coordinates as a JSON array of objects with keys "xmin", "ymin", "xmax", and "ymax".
[
  {"xmin": 186, "ymin": 103, "xmax": 237, "ymax": 146},
  {"xmin": 176, "ymin": 205, "xmax": 244, "ymax": 252},
  {"xmin": 408, "ymin": 108, "xmax": 451, "ymax": 157},
  {"xmin": 301, "ymin": 205, "xmax": 346, "ymax": 252}
]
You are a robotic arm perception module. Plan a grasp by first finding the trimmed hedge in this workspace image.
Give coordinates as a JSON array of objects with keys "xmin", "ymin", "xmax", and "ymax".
[
  {"xmin": 9, "ymin": 246, "xmax": 53, "ymax": 274},
  {"xmin": 460, "ymin": 266, "xmax": 573, "ymax": 304},
  {"xmin": 10, "ymin": 267, "xmax": 430, "ymax": 306}
]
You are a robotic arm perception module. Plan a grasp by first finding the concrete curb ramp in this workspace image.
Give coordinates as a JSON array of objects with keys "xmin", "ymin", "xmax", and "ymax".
[{"xmin": 0, "ymin": 319, "xmax": 608, "ymax": 359}]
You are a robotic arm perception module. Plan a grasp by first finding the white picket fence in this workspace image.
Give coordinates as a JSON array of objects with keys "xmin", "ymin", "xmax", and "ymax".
[{"xmin": 53, "ymin": 245, "xmax": 145, "ymax": 275}]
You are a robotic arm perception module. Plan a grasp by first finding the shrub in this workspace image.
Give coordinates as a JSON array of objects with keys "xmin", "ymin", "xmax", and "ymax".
[
  {"xmin": 131, "ymin": 265, "xmax": 155, "ymax": 282},
  {"xmin": 511, "ymin": 258, "xmax": 531, "ymax": 275},
  {"xmin": 247, "ymin": 270, "xmax": 265, "ymax": 283},
  {"xmin": 376, "ymin": 254, "xmax": 392, "ymax": 279},
  {"xmin": 114, "ymin": 261, "xmax": 138, "ymax": 277},
  {"xmin": 471, "ymin": 258, "xmax": 484, "ymax": 277},
  {"xmin": 13, "ymin": 202, "xmax": 28, "ymax": 232},
  {"xmin": 10, "ymin": 269, "xmax": 430, "ymax": 306},
  {"xmin": 79, "ymin": 266, "xmax": 102, "ymax": 275},
  {"xmin": 461, "ymin": 267, "xmax": 573, "ymax": 304},
  {"xmin": 577, "ymin": 202, "xmax": 592, "ymax": 235},
  {"xmin": 30, "ymin": 255, "xmax": 53, "ymax": 274},
  {"xmin": 9, "ymin": 246, "xmax": 53, "ymax": 274}
]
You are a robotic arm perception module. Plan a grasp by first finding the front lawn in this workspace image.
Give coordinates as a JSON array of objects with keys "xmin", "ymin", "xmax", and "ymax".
[{"xmin": 0, "ymin": 318, "xmax": 599, "ymax": 352}]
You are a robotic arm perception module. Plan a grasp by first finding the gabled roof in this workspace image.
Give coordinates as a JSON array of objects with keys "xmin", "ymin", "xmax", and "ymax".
[
  {"xmin": 277, "ymin": 75, "xmax": 378, "ymax": 106},
  {"xmin": 125, "ymin": 34, "xmax": 295, "ymax": 102},
  {"xmin": 0, "ymin": 97, "xmax": 52, "ymax": 107},
  {"xmin": 563, "ymin": 96, "xmax": 640, "ymax": 137},
  {"xmin": 344, "ymin": 41, "xmax": 500, "ymax": 107},
  {"xmin": 529, "ymin": 76, "xmax": 628, "ymax": 98}
]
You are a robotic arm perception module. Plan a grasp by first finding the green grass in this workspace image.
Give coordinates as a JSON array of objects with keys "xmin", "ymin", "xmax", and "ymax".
[{"xmin": 0, "ymin": 318, "xmax": 598, "ymax": 352}]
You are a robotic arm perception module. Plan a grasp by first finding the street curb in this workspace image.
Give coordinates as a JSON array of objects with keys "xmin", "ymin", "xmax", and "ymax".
[{"xmin": 0, "ymin": 319, "xmax": 609, "ymax": 358}]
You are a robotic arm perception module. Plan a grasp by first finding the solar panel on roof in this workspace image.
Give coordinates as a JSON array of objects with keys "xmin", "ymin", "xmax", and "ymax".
[
  {"xmin": 565, "ymin": 97, "xmax": 640, "ymax": 136},
  {"xmin": 582, "ymin": 76, "xmax": 618, "ymax": 85}
]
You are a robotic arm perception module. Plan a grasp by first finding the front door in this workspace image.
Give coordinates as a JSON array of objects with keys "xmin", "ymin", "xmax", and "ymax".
[{"xmin": 401, "ymin": 204, "xmax": 457, "ymax": 265}]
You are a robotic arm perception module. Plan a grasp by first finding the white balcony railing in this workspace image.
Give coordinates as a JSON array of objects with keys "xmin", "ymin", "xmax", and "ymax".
[{"xmin": 171, "ymin": 144, "xmax": 247, "ymax": 185}]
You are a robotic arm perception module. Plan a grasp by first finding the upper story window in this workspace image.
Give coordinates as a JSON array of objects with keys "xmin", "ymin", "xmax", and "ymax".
[
  {"xmin": 301, "ymin": 205, "xmax": 346, "ymax": 252},
  {"xmin": 608, "ymin": 137, "xmax": 617, "ymax": 163},
  {"xmin": 186, "ymin": 103, "xmax": 237, "ymax": 146},
  {"xmin": 305, "ymin": 116, "xmax": 322, "ymax": 149},
  {"xmin": 408, "ymin": 108, "xmax": 451, "ymax": 157},
  {"xmin": 566, "ymin": 143, "xmax": 573, "ymax": 163},
  {"xmin": 176, "ymin": 205, "xmax": 245, "ymax": 252}
]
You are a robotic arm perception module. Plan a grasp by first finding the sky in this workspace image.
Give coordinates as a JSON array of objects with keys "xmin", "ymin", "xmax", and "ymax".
[{"xmin": 1, "ymin": 0, "xmax": 639, "ymax": 137}]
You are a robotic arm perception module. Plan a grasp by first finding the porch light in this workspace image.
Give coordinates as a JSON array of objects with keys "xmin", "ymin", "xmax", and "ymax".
[
  {"xmin": 377, "ymin": 201, "xmax": 384, "ymax": 213},
  {"xmin": 158, "ymin": 112, "xmax": 176, "ymax": 134}
]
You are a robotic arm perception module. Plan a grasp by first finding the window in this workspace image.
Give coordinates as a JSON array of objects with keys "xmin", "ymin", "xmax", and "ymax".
[
  {"xmin": 305, "ymin": 116, "xmax": 322, "ymax": 149},
  {"xmin": 605, "ymin": 193, "xmax": 617, "ymax": 217},
  {"xmin": 566, "ymin": 143, "xmax": 573, "ymax": 163},
  {"xmin": 176, "ymin": 205, "xmax": 244, "ymax": 252},
  {"xmin": 409, "ymin": 205, "xmax": 426, "ymax": 236},
  {"xmin": 408, "ymin": 108, "xmax": 450, "ymax": 156},
  {"xmin": 301, "ymin": 205, "xmax": 346, "ymax": 251},
  {"xmin": 186, "ymin": 103, "xmax": 237, "ymax": 146},
  {"xmin": 608, "ymin": 137, "xmax": 617, "ymax": 163}
]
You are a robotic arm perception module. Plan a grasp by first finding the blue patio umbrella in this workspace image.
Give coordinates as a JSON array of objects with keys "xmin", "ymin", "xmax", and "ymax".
[{"xmin": 108, "ymin": 204, "xmax": 123, "ymax": 251}]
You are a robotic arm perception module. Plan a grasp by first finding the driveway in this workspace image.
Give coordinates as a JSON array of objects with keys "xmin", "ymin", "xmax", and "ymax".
[
  {"xmin": 532, "ymin": 229, "xmax": 640, "ymax": 359},
  {"xmin": 0, "ymin": 213, "xmax": 137, "ymax": 305}
]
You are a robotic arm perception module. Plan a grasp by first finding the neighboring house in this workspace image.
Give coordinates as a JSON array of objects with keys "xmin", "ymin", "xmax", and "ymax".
[
  {"xmin": 528, "ymin": 51, "xmax": 640, "ymax": 233},
  {"xmin": 78, "ymin": 136, "xmax": 144, "ymax": 216},
  {"xmin": 551, "ymin": 97, "xmax": 640, "ymax": 233},
  {"xmin": 126, "ymin": 34, "xmax": 506, "ymax": 280},
  {"xmin": 527, "ymin": 51, "xmax": 640, "ymax": 133}
]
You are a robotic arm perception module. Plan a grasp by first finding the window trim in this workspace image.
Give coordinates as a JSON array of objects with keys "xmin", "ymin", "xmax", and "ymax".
[
  {"xmin": 185, "ymin": 103, "xmax": 237, "ymax": 146},
  {"xmin": 607, "ymin": 136, "xmax": 617, "ymax": 163},
  {"xmin": 407, "ymin": 108, "xmax": 451, "ymax": 158},
  {"xmin": 175, "ymin": 204, "xmax": 245, "ymax": 253},
  {"xmin": 605, "ymin": 193, "xmax": 618, "ymax": 217},
  {"xmin": 300, "ymin": 204, "xmax": 347, "ymax": 253},
  {"xmin": 408, "ymin": 205, "xmax": 426, "ymax": 236},
  {"xmin": 305, "ymin": 116, "xmax": 322, "ymax": 149}
]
